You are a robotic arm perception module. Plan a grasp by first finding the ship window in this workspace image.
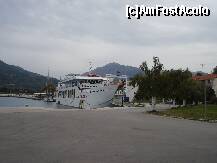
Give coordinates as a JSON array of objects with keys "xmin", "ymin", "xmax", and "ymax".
[
  {"xmin": 90, "ymin": 80, "xmax": 95, "ymax": 84},
  {"xmin": 64, "ymin": 91, "xmax": 67, "ymax": 98},
  {"xmin": 58, "ymin": 91, "xmax": 61, "ymax": 97},
  {"xmin": 71, "ymin": 90, "xmax": 73, "ymax": 98},
  {"xmin": 73, "ymin": 89, "xmax": 75, "ymax": 98}
]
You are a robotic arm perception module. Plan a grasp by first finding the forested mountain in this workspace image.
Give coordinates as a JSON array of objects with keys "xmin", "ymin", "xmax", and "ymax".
[
  {"xmin": 0, "ymin": 60, "xmax": 58, "ymax": 92},
  {"xmin": 84, "ymin": 62, "xmax": 142, "ymax": 78}
]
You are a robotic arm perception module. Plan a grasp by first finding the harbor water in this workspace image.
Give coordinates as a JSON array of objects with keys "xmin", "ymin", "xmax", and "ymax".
[{"xmin": 0, "ymin": 97, "xmax": 72, "ymax": 109}]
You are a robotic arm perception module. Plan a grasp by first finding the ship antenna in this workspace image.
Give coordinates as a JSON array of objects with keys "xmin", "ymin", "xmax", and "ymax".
[{"xmin": 47, "ymin": 67, "xmax": 50, "ymax": 85}]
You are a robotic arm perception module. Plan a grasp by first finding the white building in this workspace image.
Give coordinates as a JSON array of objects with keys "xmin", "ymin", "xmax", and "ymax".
[{"xmin": 193, "ymin": 74, "xmax": 217, "ymax": 97}]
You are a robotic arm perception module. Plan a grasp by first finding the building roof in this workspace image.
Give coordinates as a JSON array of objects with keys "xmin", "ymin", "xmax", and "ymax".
[{"xmin": 192, "ymin": 74, "xmax": 217, "ymax": 81}]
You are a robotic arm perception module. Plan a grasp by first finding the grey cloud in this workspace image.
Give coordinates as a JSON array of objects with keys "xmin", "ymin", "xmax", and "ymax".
[{"xmin": 0, "ymin": 0, "xmax": 216, "ymax": 77}]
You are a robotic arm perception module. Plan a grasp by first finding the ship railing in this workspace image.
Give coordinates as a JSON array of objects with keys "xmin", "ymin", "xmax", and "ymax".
[{"xmin": 106, "ymin": 74, "xmax": 128, "ymax": 79}]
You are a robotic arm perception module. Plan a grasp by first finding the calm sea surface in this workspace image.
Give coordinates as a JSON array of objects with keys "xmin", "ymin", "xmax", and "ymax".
[{"xmin": 0, "ymin": 97, "xmax": 72, "ymax": 109}]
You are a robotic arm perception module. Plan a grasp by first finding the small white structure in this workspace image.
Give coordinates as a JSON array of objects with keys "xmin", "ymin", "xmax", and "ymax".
[
  {"xmin": 126, "ymin": 84, "xmax": 138, "ymax": 102},
  {"xmin": 212, "ymin": 78, "xmax": 217, "ymax": 97},
  {"xmin": 193, "ymin": 74, "xmax": 217, "ymax": 97},
  {"xmin": 107, "ymin": 74, "xmax": 138, "ymax": 103}
]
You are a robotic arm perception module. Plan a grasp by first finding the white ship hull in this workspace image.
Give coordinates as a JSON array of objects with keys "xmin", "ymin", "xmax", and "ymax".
[{"xmin": 56, "ymin": 75, "xmax": 119, "ymax": 109}]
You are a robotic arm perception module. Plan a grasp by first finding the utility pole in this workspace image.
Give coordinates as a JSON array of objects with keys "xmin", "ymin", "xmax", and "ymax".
[
  {"xmin": 200, "ymin": 64, "xmax": 205, "ymax": 70},
  {"xmin": 201, "ymin": 64, "xmax": 207, "ymax": 119},
  {"xmin": 204, "ymin": 80, "xmax": 207, "ymax": 119}
]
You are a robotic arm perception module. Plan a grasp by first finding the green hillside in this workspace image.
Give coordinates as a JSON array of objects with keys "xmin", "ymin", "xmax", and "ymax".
[{"xmin": 0, "ymin": 60, "xmax": 58, "ymax": 92}]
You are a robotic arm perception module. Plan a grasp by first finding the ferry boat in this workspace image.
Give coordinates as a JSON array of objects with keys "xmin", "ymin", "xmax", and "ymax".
[{"xmin": 56, "ymin": 74, "xmax": 119, "ymax": 109}]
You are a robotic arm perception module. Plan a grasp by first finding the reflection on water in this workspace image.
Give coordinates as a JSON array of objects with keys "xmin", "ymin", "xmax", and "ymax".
[{"xmin": 0, "ymin": 97, "xmax": 74, "ymax": 109}]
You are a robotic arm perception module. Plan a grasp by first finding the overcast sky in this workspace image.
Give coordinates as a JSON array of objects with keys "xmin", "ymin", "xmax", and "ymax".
[{"xmin": 0, "ymin": 0, "xmax": 216, "ymax": 78}]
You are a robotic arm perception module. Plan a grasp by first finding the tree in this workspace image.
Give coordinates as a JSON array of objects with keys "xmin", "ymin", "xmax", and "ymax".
[
  {"xmin": 166, "ymin": 69, "xmax": 192, "ymax": 104},
  {"xmin": 132, "ymin": 57, "xmax": 164, "ymax": 110},
  {"xmin": 131, "ymin": 57, "xmax": 204, "ymax": 108},
  {"xmin": 212, "ymin": 66, "xmax": 217, "ymax": 74}
]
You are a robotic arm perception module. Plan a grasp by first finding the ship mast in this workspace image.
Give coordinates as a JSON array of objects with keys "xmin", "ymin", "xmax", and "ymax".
[
  {"xmin": 89, "ymin": 61, "xmax": 93, "ymax": 73},
  {"xmin": 88, "ymin": 61, "xmax": 94, "ymax": 76}
]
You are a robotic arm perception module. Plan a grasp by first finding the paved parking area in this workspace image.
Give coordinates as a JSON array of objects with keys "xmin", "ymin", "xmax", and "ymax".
[{"xmin": 0, "ymin": 107, "xmax": 217, "ymax": 163}]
